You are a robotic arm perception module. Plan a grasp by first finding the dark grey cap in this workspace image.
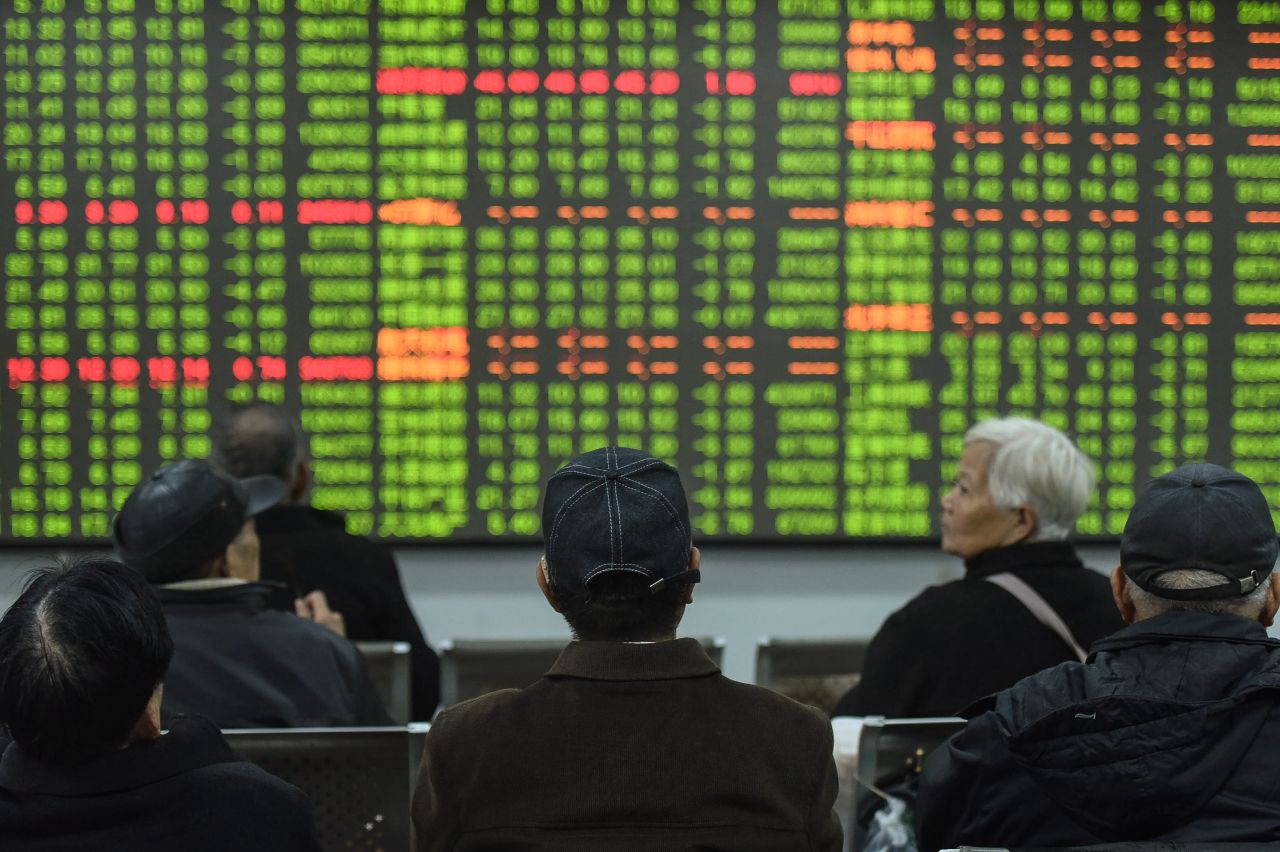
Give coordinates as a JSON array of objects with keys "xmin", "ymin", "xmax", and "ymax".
[
  {"xmin": 1121, "ymin": 463, "xmax": 1279, "ymax": 601},
  {"xmin": 112, "ymin": 460, "xmax": 286, "ymax": 583},
  {"xmin": 541, "ymin": 446, "xmax": 698, "ymax": 610}
]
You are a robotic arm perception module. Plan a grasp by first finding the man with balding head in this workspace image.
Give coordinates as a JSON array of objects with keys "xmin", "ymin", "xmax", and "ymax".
[{"xmin": 212, "ymin": 403, "xmax": 440, "ymax": 718}]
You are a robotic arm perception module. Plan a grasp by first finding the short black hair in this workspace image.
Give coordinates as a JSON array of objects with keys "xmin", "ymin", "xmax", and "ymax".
[
  {"xmin": 561, "ymin": 572, "xmax": 690, "ymax": 642},
  {"xmin": 0, "ymin": 557, "xmax": 174, "ymax": 766},
  {"xmin": 212, "ymin": 402, "xmax": 303, "ymax": 480}
]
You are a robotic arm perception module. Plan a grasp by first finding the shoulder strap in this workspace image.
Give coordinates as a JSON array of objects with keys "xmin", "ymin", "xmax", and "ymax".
[{"xmin": 985, "ymin": 572, "xmax": 1088, "ymax": 663}]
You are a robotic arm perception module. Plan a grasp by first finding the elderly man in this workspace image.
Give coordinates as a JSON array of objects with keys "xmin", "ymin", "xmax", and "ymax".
[
  {"xmin": 413, "ymin": 446, "xmax": 842, "ymax": 851},
  {"xmin": 0, "ymin": 558, "xmax": 321, "ymax": 851},
  {"xmin": 212, "ymin": 403, "xmax": 441, "ymax": 719},
  {"xmin": 833, "ymin": 417, "xmax": 1123, "ymax": 717},
  {"xmin": 916, "ymin": 463, "xmax": 1280, "ymax": 850},
  {"xmin": 113, "ymin": 459, "xmax": 387, "ymax": 727}
]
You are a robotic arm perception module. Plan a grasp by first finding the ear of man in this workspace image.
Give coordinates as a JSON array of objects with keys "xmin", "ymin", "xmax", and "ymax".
[
  {"xmin": 289, "ymin": 460, "xmax": 313, "ymax": 504},
  {"xmin": 1261, "ymin": 573, "xmax": 1280, "ymax": 628},
  {"xmin": 127, "ymin": 685, "xmax": 163, "ymax": 746},
  {"xmin": 209, "ymin": 554, "xmax": 232, "ymax": 580},
  {"xmin": 537, "ymin": 557, "xmax": 563, "ymax": 613},
  {"xmin": 1110, "ymin": 565, "xmax": 1137, "ymax": 624},
  {"xmin": 682, "ymin": 547, "xmax": 701, "ymax": 605},
  {"xmin": 538, "ymin": 548, "xmax": 701, "ymax": 611}
]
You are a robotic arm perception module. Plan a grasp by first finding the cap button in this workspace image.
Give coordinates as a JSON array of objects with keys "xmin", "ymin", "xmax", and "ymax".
[{"xmin": 606, "ymin": 469, "xmax": 620, "ymax": 480}]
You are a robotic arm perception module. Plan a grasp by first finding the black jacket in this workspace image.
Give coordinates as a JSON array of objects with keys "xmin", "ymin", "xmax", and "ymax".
[
  {"xmin": 159, "ymin": 582, "xmax": 389, "ymax": 728},
  {"xmin": 0, "ymin": 716, "xmax": 321, "ymax": 852},
  {"xmin": 833, "ymin": 541, "xmax": 1124, "ymax": 717},
  {"xmin": 916, "ymin": 610, "xmax": 1280, "ymax": 852},
  {"xmin": 256, "ymin": 504, "xmax": 441, "ymax": 718},
  {"xmin": 413, "ymin": 638, "xmax": 842, "ymax": 852}
]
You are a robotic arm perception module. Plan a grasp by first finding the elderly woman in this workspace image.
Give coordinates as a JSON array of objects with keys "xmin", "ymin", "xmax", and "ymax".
[{"xmin": 833, "ymin": 417, "xmax": 1124, "ymax": 717}]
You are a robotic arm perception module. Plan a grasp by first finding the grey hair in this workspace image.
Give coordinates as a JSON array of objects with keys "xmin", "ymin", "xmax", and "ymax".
[
  {"xmin": 211, "ymin": 403, "xmax": 306, "ymax": 482},
  {"xmin": 964, "ymin": 417, "xmax": 1095, "ymax": 541},
  {"xmin": 1125, "ymin": 570, "xmax": 1271, "ymax": 620}
]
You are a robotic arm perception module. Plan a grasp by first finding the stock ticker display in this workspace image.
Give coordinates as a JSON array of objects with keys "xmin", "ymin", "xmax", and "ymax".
[{"xmin": 2, "ymin": 0, "xmax": 1280, "ymax": 542}]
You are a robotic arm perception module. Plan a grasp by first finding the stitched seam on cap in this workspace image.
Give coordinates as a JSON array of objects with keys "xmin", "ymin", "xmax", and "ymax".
[
  {"xmin": 614, "ymin": 457, "xmax": 662, "ymax": 476},
  {"xmin": 548, "ymin": 479, "xmax": 605, "ymax": 553},
  {"xmin": 606, "ymin": 447, "xmax": 618, "ymax": 567},
  {"xmin": 558, "ymin": 464, "xmax": 606, "ymax": 478},
  {"xmin": 617, "ymin": 478, "xmax": 688, "ymax": 536},
  {"xmin": 583, "ymin": 564, "xmax": 652, "ymax": 583},
  {"xmin": 614, "ymin": 463, "xmax": 625, "ymax": 566},
  {"xmin": 1194, "ymin": 477, "xmax": 1203, "ymax": 568}
]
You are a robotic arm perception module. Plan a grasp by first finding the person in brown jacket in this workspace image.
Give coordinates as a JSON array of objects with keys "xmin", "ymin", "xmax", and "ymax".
[{"xmin": 412, "ymin": 446, "xmax": 842, "ymax": 852}]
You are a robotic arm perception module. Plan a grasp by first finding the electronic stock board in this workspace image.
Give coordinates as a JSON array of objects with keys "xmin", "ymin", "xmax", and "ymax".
[{"xmin": 2, "ymin": 0, "xmax": 1280, "ymax": 541}]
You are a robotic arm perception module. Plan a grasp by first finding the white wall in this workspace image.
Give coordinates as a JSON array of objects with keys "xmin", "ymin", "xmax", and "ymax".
[{"xmin": 0, "ymin": 544, "xmax": 1122, "ymax": 683}]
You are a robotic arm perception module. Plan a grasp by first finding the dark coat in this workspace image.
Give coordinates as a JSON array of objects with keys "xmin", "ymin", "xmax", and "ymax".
[
  {"xmin": 0, "ymin": 716, "xmax": 321, "ymax": 852},
  {"xmin": 916, "ymin": 610, "xmax": 1280, "ymax": 852},
  {"xmin": 833, "ymin": 541, "xmax": 1125, "ymax": 717},
  {"xmin": 256, "ymin": 504, "xmax": 441, "ymax": 718},
  {"xmin": 412, "ymin": 638, "xmax": 843, "ymax": 852},
  {"xmin": 159, "ymin": 582, "xmax": 389, "ymax": 728}
]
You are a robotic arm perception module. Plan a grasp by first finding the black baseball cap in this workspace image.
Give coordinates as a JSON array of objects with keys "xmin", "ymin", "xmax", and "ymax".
[
  {"xmin": 112, "ymin": 460, "xmax": 286, "ymax": 583},
  {"xmin": 541, "ymin": 446, "xmax": 699, "ymax": 609},
  {"xmin": 1121, "ymin": 463, "xmax": 1279, "ymax": 601}
]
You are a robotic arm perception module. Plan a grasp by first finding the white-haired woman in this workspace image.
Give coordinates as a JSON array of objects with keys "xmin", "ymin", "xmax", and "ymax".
[{"xmin": 833, "ymin": 417, "xmax": 1125, "ymax": 717}]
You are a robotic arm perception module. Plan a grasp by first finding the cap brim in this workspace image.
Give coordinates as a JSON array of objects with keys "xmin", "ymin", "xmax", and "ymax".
[{"xmin": 239, "ymin": 475, "xmax": 287, "ymax": 516}]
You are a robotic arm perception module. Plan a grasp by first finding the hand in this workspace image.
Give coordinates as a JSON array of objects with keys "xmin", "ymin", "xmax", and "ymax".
[{"xmin": 295, "ymin": 590, "xmax": 347, "ymax": 637}]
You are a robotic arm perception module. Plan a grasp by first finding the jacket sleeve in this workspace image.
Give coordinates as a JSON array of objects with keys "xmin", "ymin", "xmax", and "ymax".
[
  {"xmin": 412, "ymin": 716, "xmax": 459, "ymax": 852},
  {"xmin": 914, "ymin": 712, "xmax": 1004, "ymax": 852},
  {"xmin": 808, "ymin": 713, "xmax": 845, "ymax": 852}
]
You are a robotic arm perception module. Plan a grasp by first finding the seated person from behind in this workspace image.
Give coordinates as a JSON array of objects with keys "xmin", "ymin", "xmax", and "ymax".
[
  {"xmin": 0, "ymin": 558, "xmax": 321, "ymax": 852},
  {"xmin": 112, "ymin": 459, "xmax": 388, "ymax": 728},
  {"xmin": 833, "ymin": 417, "xmax": 1124, "ymax": 717},
  {"xmin": 413, "ymin": 446, "xmax": 842, "ymax": 852},
  {"xmin": 916, "ymin": 463, "xmax": 1280, "ymax": 851},
  {"xmin": 212, "ymin": 402, "xmax": 441, "ymax": 719}
]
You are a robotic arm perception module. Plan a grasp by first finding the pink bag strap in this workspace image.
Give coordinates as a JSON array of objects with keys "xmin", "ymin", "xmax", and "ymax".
[{"xmin": 986, "ymin": 572, "xmax": 1088, "ymax": 663}]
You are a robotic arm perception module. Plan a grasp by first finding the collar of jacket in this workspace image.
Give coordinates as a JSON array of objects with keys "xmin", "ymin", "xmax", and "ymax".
[
  {"xmin": 254, "ymin": 503, "xmax": 345, "ymax": 534},
  {"xmin": 153, "ymin": 580, "xmax": 286, "ymax": 613},
  {"xmin": 963, "ymin": 540, "xmax": 1083, "ymax": 579},
  {"xmin": 0, "ymin": 717, "xmax": 233, "ymax": 796},
  {"xmin": 547, "ymin": 637, "xmax": 720, "ymax": 682},
  {"xmin": 1092, "ymin": 608, "xmax": 1280, "ymax": 654}
]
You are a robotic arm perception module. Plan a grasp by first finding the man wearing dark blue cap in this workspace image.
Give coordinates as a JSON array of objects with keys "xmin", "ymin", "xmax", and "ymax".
[
  {"xmin": 412, "ymin": 446, "xmax": 842, "ymax": 852},
  {"xmin": 917, "ymin": 463, "xmax": 1280, "ymax": 851},
  {"xmin": 113, "ymin": 460, "xmax": 387, "ymax": 728}
]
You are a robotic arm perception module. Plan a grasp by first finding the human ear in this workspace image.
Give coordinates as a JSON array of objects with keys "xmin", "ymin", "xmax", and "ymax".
[
  {"xmin": 209, "ymin": 554, "xmax": 232, "ymax": 580},
  {"xmin": 1008, "ymin": 505, "xmax": 1037, "ymax": 545},
  {"xmin": 683, "ymin": 547, "xmax": 700, "ymax": 605},
  {"xmin": 536, "ymin": 556, "xmax": 563, "ymax": 613},
  {"xmin": 1259, "ymin": 574, "xmax": 1280, "ymax": 628},
  {"xmin": 1111, "ymin": 566, "xmax": 1137, "ymax": 624}
]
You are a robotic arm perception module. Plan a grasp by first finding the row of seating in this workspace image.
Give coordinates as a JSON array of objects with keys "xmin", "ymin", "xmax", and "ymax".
[
  {"xmin": 429, "ymin": 636, "xmax": 868, "ymax": 713},
  {"xmin": 222, "ymin": 715, "xmax": 948, "ymax": 852},
  {"xmin": 226, "ymin": 713, "xmax": 1280, "ymax": 852}
]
